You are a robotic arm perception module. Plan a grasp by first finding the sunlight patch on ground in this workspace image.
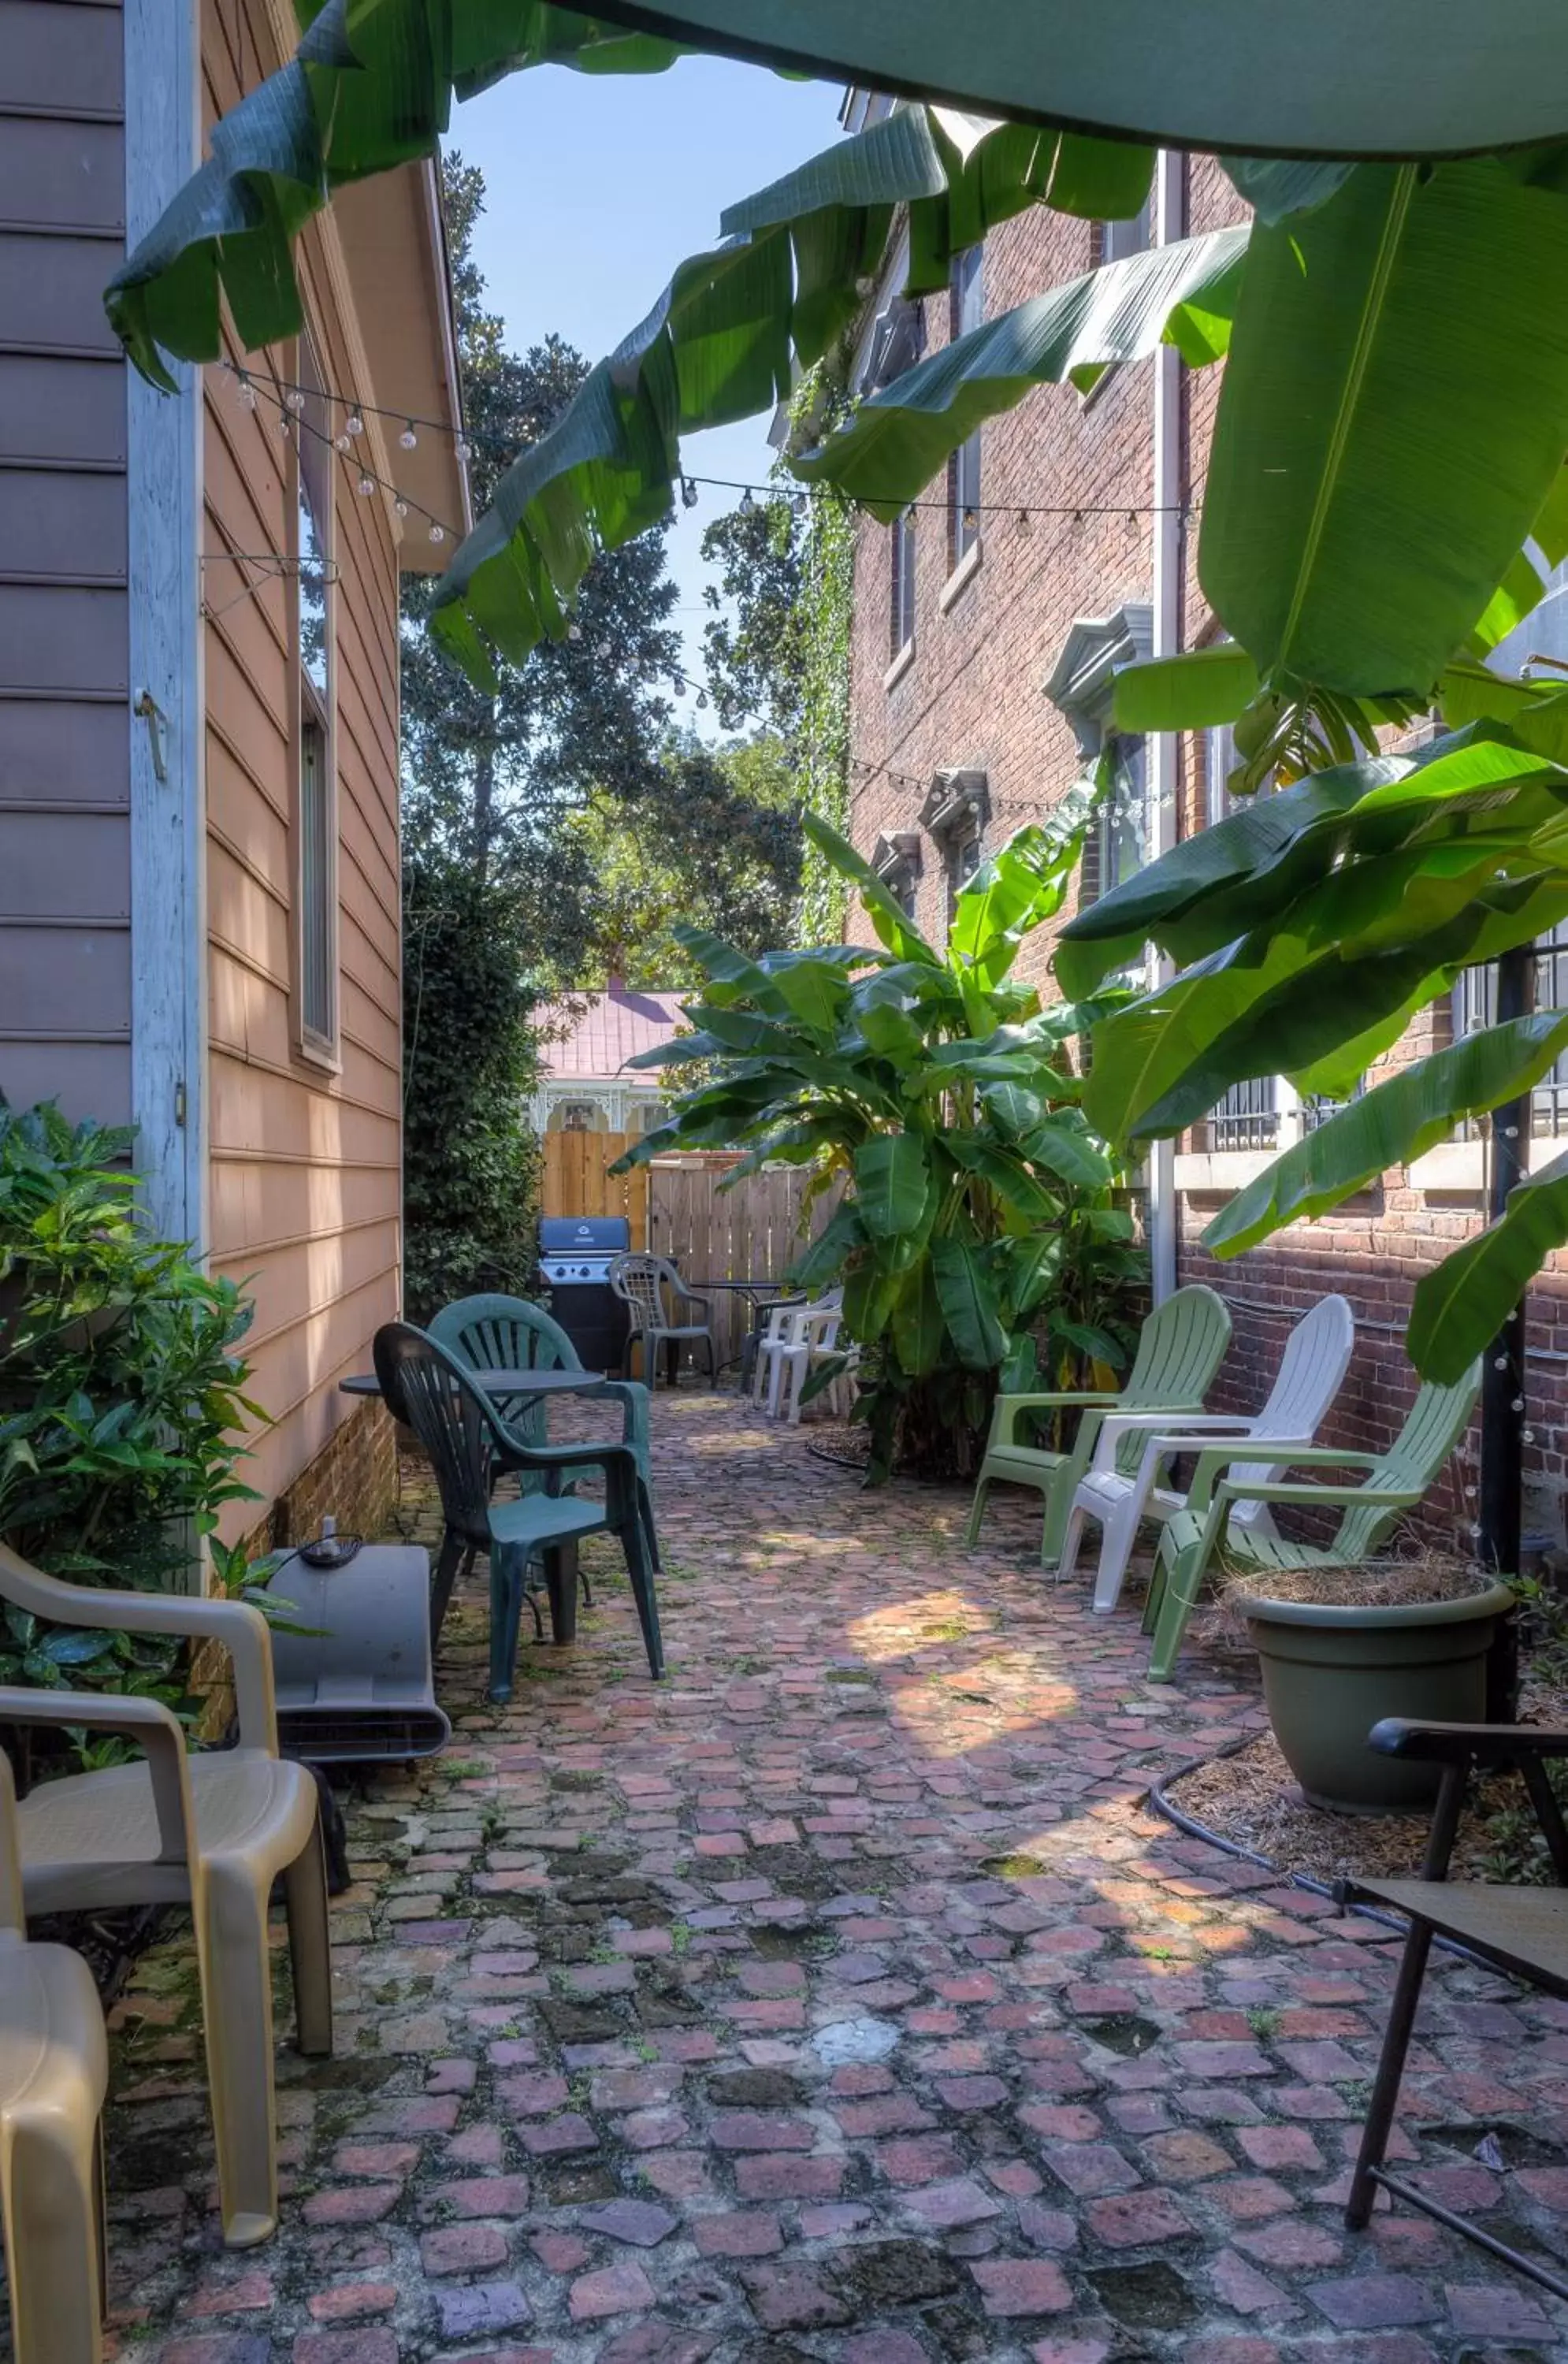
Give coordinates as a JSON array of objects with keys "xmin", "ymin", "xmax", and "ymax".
[{"xmin": 847, "ymin": 1589, "xmax": 997, "ymax": 1661}]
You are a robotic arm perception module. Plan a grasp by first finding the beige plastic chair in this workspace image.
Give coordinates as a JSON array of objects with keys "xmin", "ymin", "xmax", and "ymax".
[
  {"xmin": 0, "ymin": 1541, "xmax": 333, "ymax": 2247},
  {"xmin": 0, "ymin": 1748, "xmax": 109, "ymax": 2363}
]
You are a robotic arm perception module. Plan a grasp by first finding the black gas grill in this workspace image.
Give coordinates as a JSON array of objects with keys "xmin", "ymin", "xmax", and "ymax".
[{"xmin": 537, "ymin": 1214, "xmax": 632, "ymax": 1374}]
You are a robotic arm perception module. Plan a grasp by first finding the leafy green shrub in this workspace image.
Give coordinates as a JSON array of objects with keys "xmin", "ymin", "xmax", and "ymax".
[
  {"xmin": 403, "ymin": 852, "xmax": 544, "ymax": 1320},
  {"xmin": 617, "ymin": 798, "xmax": 1144, "ymax": 1481},
  {"xmin": 0, "ymin": 1099, "xmax": 261, "ymax": 1712}
]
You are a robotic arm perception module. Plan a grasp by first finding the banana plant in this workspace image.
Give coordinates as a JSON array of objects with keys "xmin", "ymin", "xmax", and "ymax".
[
  {"xmin": 1052, "ymin": 706, "xmax": 1568, "ymax": 1382},
  {"xmin": 611, "ymin": 796, "xmax": 1145, "ymax": 1481}
]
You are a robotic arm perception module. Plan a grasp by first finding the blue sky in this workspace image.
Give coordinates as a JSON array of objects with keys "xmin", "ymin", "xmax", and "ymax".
[{"xmin": 451, "ymin": 57, "xmax": 846, "ymax": 732}]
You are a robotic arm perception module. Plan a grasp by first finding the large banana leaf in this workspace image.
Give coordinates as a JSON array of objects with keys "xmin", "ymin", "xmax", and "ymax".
[
  {"xmin": 1218, "ymin": 157, "xmax": 1356, "ymax": 225},
  {"xmin": 1204, "ymin": 1011, "xmax": 1568, "ymax": 1255},
  {"xmin": 1409, "ymin": 1146, "xmax": 1568, "ymax": 1381},
  {"xmin": 1109, "ymin": 645, "xmax": 1262, "ymax": 735},
  {"xmin": 1083, "ymin": 862, "xmax": 1568, "ymax": 1143},
  {"xmin": 942, "ymin": 1136, "xmax": 1061, "ymax": 1223},
  {"xmin": 1057, "ymin": 727, "xmax": 1568, "ymax": 998},
  {"xmin": 891, "ymin": 1262, "xmax": 946, "ymax": 1378},
  {"xmin": 1200, "ymin": 159, "xmax": 1568, "ymax": 700},
  {"xmin": 946, "ymin": 775, "xmax": 1100, "ymax": 987},
  {"xmin": 106, "ymin": 1, "xmax": 686, "ymax": 388},
  {"xmin": 853, "ymin": 1135, "xmax": 931, "ymax": 1238},
  {"xmin": 930, "ymin": 1240, "xmax": 1007, "ymax": 1370},
  {"xmin": 795, "ymin": 228, "xmax": 1247, "ymax": 518}
]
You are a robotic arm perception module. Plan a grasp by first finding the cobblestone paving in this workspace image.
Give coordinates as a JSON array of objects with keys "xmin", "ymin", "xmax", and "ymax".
[{"xmin": 106, "ymin": 1391, "xmax": 1568, "ymax": 2362}]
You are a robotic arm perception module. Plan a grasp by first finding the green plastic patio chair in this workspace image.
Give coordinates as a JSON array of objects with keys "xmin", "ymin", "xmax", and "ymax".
[
  {"xmin": 965, "ymin": 1285, "xmax": 1233, "ymax": 1568},
  {"xmin": 375, "ymin": 1322, "xmax": 663, "ymax": 1702},
  {"xmin": 1143, "ymin": 1362, "xmax": 1482, "ymax": 1680},
  {"xmin": 429, "ymin": 1293, "xmax": 656, "ymax": 1568}
]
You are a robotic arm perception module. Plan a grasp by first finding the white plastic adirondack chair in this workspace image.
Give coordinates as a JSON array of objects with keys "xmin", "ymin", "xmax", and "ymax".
[
  {"xmin": 752, "ymin": 1295, "xmax": 817, "ymax": 1417},
  {"xmin": 780, "ymin": 1298, "xmax": 857, "ymax": 1424},
  {"xmin": 1058, "ymin": 1294, "xmax": 1355, "ymax": 1613}
]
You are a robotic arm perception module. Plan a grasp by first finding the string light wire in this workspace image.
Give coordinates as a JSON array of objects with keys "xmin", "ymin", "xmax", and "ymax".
[{"xmin": 224, "ymin": 360, "xmax": 1191, "ymax": 526}]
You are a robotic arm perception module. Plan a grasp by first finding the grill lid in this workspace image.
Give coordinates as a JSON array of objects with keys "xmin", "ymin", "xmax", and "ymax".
[{"xmin": 539, "ymin": 1215, "xmax": 631, "ymax": 1254}]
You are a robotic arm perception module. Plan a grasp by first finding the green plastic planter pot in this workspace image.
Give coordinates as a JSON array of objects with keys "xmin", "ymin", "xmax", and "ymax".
[{"xmin": 1236, "ymin": 1582, "xmax": 1515, "ymax": 1813}]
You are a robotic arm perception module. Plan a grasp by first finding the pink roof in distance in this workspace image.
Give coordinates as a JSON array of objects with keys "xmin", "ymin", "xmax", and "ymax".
[{"xmin": 540, "ymin": 988, "xmax": 686, "ymax": 1080}]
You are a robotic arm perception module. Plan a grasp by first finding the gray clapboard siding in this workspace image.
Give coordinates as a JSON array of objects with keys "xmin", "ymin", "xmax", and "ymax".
[{"xmin": 0, "ymin": 0, "xmax": 134, "ymax": 1136}]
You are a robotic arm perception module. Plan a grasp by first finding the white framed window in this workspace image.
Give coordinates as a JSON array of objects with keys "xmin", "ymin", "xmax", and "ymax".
[
  {"xmin": 872, "ymin": 831, "xmax": 922, "ymax": 920},
  {"xmin": 293, "ymin": 329, "xmax": 338, "ymax": 1062},
  {"xmin": 946, "ymin": 816, "xmax": 984, "ymax": 927},
  {"xmin": 1102, "ymin": 197, "xmax": 1152, "ymax": 265},
  {"xmin": 1095, "ymin": 731, "xmax": 1148, "ymax": 900},
  {"xmin": 1209, "ymin": 1074, "xmax": 1280, "ymax": 1152},
  {"xmin": 1455, "ymin": 927, "xmax": 1568, "ymax": 1136},
  {"xmin": 1206, "ymin": 718, "xmax": 1239, "ymax": 823},
  {"xmin": 890, "ymin": 508, "xmax": 916, "ymax": 659},
  {"xmin": 949, "ymin": 245, "xmax": 983, "ymax": 570}
]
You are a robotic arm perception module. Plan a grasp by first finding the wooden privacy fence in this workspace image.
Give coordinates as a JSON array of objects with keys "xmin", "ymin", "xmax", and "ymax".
[
  {"xmin": 649, "ymin": 1158, "xmax": 827, "ymax": 1370},
  {"xmin": 539, "ymin": 1130, "xmax": 649, "ymax": 1245},
  {"xmin": 541, "ymin": 1137, "xmax": 841, "ymax": 1371}
]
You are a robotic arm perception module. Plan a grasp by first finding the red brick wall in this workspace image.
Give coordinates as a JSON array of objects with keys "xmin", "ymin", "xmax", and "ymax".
[{"xmin": 845, "ymin": 152, "xmax": 1568, "ymax": 1552}]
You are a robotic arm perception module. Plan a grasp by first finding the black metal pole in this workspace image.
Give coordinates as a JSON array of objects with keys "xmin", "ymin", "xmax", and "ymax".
[{"xmin": 1479, "ymin": 942, "xmax": 1534, "ymax": 1712}]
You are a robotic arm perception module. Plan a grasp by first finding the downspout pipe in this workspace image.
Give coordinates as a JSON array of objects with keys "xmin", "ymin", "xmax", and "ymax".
[{"xmin": 1147, "ymin": 147, "xmax": 1184, "ymax": 1303}]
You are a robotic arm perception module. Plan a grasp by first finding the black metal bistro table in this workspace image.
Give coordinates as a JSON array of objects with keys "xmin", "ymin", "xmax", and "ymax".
[
  {"xmin": 340, "ymin": 1366, "xmax": 608, "ymax": 1643},
  {"xmin": 686, "ymin": 1280, "xmax": 797, "ymax": 1388}
]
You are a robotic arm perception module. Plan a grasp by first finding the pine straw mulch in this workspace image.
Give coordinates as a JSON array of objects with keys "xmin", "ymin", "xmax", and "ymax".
[{"xmin": 1168, "ymin": 1551, "xmax": 1568, "ymax": 1886}]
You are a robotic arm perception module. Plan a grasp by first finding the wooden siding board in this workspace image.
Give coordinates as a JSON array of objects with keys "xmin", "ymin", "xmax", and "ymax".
[
  {"xmin": 0, "ymin": 584, "xmax": 127, "ymax": 693},
  {"xmin": 0, "ymin": 466, "xmax": 128, "ymax": 582},
  {"xmin": 197, "ymin": 0, "xmax": 405, "ymax": 1534},
  {"xmin": 210, "ymin": 1153, "xmax": 397, "ymax": 1262},
  {"xmin": 0, "ymin": 0, "xmax": 132, "ymax": 1132},
  {"xmin": 0, "ymin": 698, "xmax": 128, "ymax": 805},
  {"xmin": 0, "ymin": 355, "xmax": 126, "ymax": 466},
  {"xmin": 0, "ymin": 232, "xmax": 123, "ymax": 354},
  {"xmin": 0, "ymin": 118, "xmax": 124, "ymax": 234},
  {"xmin": 1, "ymin": 2, "xmax": 125, "ymax": 117},
  {"xmin": 0, "ymin": 808, "xmax": 128, "ymax": 918},
  {"xmin": 0, "ymin": 1040, "xmax": 130, "ymax": 1124},
  {"xmin": 0, "ymin": 922, "xmax": 129, "ymax": 1034}
]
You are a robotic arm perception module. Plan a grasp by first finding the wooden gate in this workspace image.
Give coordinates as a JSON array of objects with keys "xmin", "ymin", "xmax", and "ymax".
[
  {"xmin": 648, "ymin": 1158, "xmax": 824, "ymax": 1369},
  {"xmin": 540, "ymin": 1130, "xmax": 649, "ymax": 1245}
]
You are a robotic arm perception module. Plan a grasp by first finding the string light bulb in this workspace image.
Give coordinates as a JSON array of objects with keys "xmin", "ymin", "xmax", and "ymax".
[
  {"xmin": 454, "ymin": 436, "xmax": 470, "ymax": 463},
  {"xmin": 345, "ymin": 411, "xmax": 366, "ymax": 438},
  {"xmin": 235, "ymin": 371, "xmax": 257, "ymax": 411},
  {"xmin": 400, "ymin": 421, "xmax": 418, "ymax": 450},
  {"xmin": 284, "ymin": 386, "xmax": 306, "ymax": 414},
  {"xmin": 680, "ymin": 477, "xmax": 700, "ymax": 510},
  {"xmin": 357, "ymin": 473, "xmax": 375, "ymax": 496},
  {"xmin": 740, "ymin": 487, "xmax": 755, "ymax": 514},
  {"xmin": 335, "ymin": 432, "xmax": 351, "ymax": 452},
  {"xmin": 428, "ymin": 522, "xmax": 445, "ymax": 545},
  {"xmin": 394, "ymin": 497, "xmax": 409, "ymax": 519}
]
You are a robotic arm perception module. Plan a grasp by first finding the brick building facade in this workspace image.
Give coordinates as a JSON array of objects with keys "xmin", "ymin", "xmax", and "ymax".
[{"xmin": 844, "ymin": 136, "xmax": 1568, "ymax": 1552}]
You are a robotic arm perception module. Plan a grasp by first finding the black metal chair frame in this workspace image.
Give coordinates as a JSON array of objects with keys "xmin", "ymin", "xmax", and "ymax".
[{"xmin": 1346, "ymin": 1715, "xmax": 1568, "ymax": 2301}]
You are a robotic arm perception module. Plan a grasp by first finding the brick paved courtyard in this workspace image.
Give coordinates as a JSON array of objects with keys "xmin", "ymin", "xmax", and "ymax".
[{"xmin": 105, "ymin": 1392, "xmax": 1568, "ymax": 2362}]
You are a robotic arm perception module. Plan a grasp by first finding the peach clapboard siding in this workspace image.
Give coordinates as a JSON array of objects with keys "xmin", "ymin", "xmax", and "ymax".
[
  {"xmin": 201, "ymin": 0, "xmax": 403, "ymax": 1528},
  {"xmin": 0, "ymin": 0, "xmax": 133, "ymax": 1128}
]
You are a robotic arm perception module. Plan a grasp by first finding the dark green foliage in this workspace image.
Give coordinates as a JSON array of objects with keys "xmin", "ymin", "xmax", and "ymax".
[
  {"xmin": 0, "ymin": 1099, "xmax": 262, "ymax": 1715},
  {"xmin": 402, "ymin": 858, "xmax": 543, "ymax": 1320},
  {"xmin": 565, "ymin": 731, "xmax": 802, "ymax": 989},
  {"xmin": 615, "ymin": 801, "xmax": 1146, "ymax": 1481},
  {"xmin": 701, "ymin": 495, "xmax": 807, "ymax": 742}
]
